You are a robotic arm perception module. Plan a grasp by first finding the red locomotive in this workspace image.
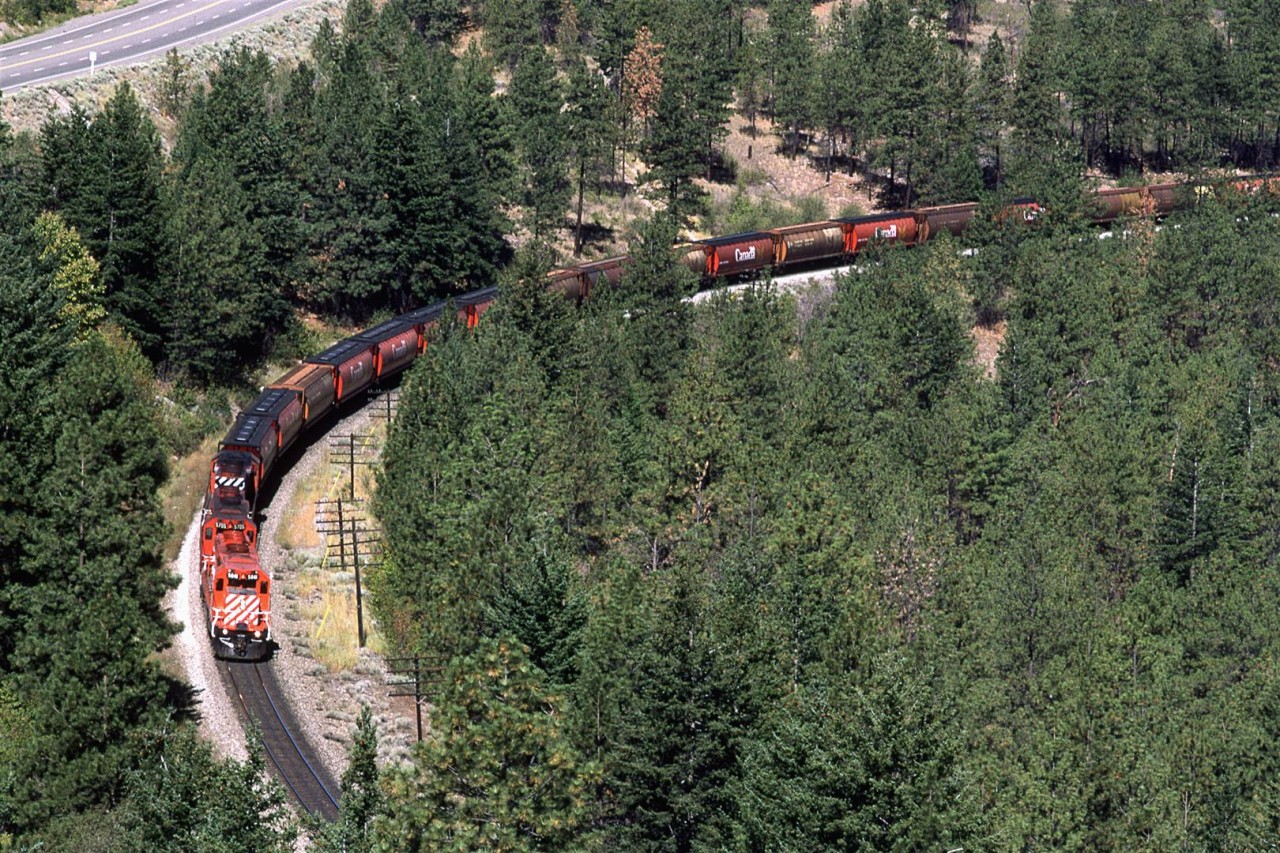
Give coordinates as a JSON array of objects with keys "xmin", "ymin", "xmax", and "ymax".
[{"xmin": 198, "ymin": 175, "xmax": 1278, "ymax": 659}]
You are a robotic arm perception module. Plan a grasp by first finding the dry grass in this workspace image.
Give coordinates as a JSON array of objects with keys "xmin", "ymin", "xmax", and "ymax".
[
  {"xmin": 275, "ymin": 447, "xmax": 333, "ymax": 551},
  {"xmin": 160, "ymin": 433, "xmax": 219, "ymax": 562},
  {"xmin": 279, "ymin": 418, "xmax": 389, "ymax": 671},
  {"xmin": 296, "ymin": 566, "xmax": 386, "ymax": 671},
  {"xmin": 971, "ymin": 321, "xmax": 1006, "ymax": 380}
]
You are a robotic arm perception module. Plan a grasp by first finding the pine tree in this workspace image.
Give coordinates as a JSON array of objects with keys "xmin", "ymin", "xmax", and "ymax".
[
  {"xmin": 564, "ymin": 59, "xmax": 614, "ymax": 256},
  {"xmin": 165, "ymin": 157, "xmax": 272, "ymax": 382},
  {"xmin": 41, "ymin": 85, "xmax": 168, "ymax": 358},
  {"xmin": 508, "ymin": 46, "xmax": 570, "ymax": 241},
  {"xmin": 0, "ymin": 96, "xmax": 42, "ymax": 234},
  {"xmin": 175, "ymin": 49, "xmax": 302, "ymax": 335},
  {"xmin": 0, "ymin": 230, "xmax": 76, "ymax": 669},
  {"xmin": 597, "ymin": 564, "xmax": 749, "ymax": 850},
  {"xmin": 975, "ymin": 31, "xmax": 1011, "ymax": 186},
  {"xmin": 658, "ymin": 0, "xmax": 737, "ymax": 178},
  {"xmin": 396, "ymin": 0, "xmax": 465, "ymax": 43},
  {"xmin": 736, "ymin": 655, "xmax": 977, "ymax": 850},
  {"xmin": 766, "ymin": 0, "xmax": 815, "ymax": 158},
  {"xmin": 117, "ymin": 727, "xmax": 297, "ymax": 852},
  {"xmin": 376, "ymin": 639, "xmax": 596, "ymax": 849},
  {"xmin": 623, "ymin": 25, "xmax": 664, "ymax": 148},
  {"xmin": 1011, "ymin": 0, "xmax": 1067, "ymax": 173},
  {"xmin": 312, "ymin": 706, "xmax": 383, "ymax": 853},
  {"xmin": 481, "ymin": 0, "xmax": 546, "ymax": 70},
  {"xmin": 6, "ymin": 332, "xmax": 174, "ymax": 828},
  {"xmin": 606, "ymin": 213, "xmax": 696, "ymax": 410},
  {"xmin": 373, "ymin": 322, "xmax": 548, "ymax": 659}
]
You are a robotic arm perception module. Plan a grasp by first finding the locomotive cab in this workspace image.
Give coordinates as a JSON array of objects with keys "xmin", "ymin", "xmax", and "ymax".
[
  {"xmin": 208, "ymin": 451, "xmax": 257, "ymax": 513},
  {"xmin": 200, "ymin": 512, "xmax": 271, "ymax": 660}
]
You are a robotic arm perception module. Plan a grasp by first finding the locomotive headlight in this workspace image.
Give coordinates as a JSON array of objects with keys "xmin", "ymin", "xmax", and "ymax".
[
  {"xmin": 219, "ymin": 628, "xmax": 229, "ymax": 637},
  {"xmin": 253, "ymin": 630, "xmax": 262, "ymax": 638}
]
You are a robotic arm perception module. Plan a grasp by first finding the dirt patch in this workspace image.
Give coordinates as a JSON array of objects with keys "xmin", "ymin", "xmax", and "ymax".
[
  {"xmin": 971, "ymin": 320, "xmax": 1005, "ymax": 379},
  {"xmin": 709, "ymin": 112, "xmax": 881, "ymax": 223}
]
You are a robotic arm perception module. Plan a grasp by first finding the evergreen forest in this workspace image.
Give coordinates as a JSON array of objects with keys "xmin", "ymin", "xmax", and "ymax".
[
  {"xmin": 3, "ymin": 0, "xmax": 1280, "ymax": 849},
  {"xmin": 370, "ymin": 197, "xmax": 1280, "ymax": 849}
]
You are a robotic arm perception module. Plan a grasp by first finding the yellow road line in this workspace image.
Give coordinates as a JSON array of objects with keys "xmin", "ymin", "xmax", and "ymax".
[{"xmin": 1, "ymin": 0, "xmax": 232, "ymax": 72}]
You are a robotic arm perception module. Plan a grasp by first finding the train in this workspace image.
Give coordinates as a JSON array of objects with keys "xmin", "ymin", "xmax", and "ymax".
[{"xmin": 199, "ymin": 173, "xmax": 1279, "ymax": 659}]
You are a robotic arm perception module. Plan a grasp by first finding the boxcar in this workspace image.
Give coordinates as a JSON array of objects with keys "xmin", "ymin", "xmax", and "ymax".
[
  {"xmin": 307, "ymin": 339, "xmax": 375, "ymax": 403},
  {"xmin": 916, "ymin": 203, "xmax": 979, "ymax": 241},
  {"xmin": 770, "ymin": 222, "xmax": 845, "ymax": 267},
  {"xmin": 270, "ymin": 362, "xmax": 336, "ymax": 427},
  {"xmin": 837, "ymin": 212, "xmax": 919, "ymax": 253},
  {"xmin": 353, "ymin": 318, "xmax": 419, "ymax": 381},
  {"xmin": 702, "ymin": 232, "xmax": 775, "ymax": 277},
  {"xmin": 243, "ymin": 387, "xmax": 304, "ymax": 459}
]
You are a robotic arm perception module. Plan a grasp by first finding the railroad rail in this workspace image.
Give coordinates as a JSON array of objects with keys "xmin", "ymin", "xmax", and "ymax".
[{"xmin": 220, "ymin": 660, "xmax": 341, "ymax": 821}]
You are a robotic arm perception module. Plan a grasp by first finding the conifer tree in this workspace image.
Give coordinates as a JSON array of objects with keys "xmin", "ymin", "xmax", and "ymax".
[
  {"xmin": 396, "ymin": 0, "xmax": 465, "ymax": 43},
  {"xmin": 41, "ymin": 85, "xmax": 168, "ymax": 358},
  {"xmin": 598, "ymin": 564, "xmax": 748, "ymax": 849},
  {"xmin": 313, "ymin": 706, "xmax": 383, "ymax": 853},
  {"xmin": 376, "ymin": 639, "xmax": 596, "ymax": 849},
  {"xmin": 7, "ymin": 332, "xmax": 174, "ymax": 827},
  {"xmin": 165, "ymin": 157, "xmax": 273, "ymax": 382},
  {"xmin": 975, "ymin": 31, "xmax": 1011, "ymax": 186},
  {"xmin": 118, "ymin": 728, "xmax": 297, "ymax": 852},
  {"xmin": 565, "ymin": 59, "xmax": 614, "ymax": 256},
  {"xmin": 766, "ymin": 0, "xmax": 815, "ymax": 157},
  {"xmin": 508, "ymin": 46, "xmax": 570, "ymax": 241},
  {"xmin": 607, "ymin": 213, "xmax": 696, "ymax": 410},
  {"xmin": 736, "ymin": 655, "xmax": 976, "ymax": 850}
]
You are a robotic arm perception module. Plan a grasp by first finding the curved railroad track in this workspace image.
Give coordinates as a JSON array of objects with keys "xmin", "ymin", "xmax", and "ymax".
[{"xmin": 220, "ymin": 659, "xmax": 342, "ymax": 821}]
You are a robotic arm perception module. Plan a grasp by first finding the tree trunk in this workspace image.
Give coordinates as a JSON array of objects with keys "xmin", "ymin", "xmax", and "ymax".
[{"xmin": 574, "ymin": 158, "xmax": 586, "ymax": 257}]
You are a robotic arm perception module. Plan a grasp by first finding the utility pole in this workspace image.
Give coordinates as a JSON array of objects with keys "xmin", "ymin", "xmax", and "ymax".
[
  {"xmin": 387, "ymin": 656, "xmax": 443, "ymax": 742},
  {"xmin": 329, "ymin": 433, "xmax": 377, "ymax": 500},
  {"xmin": 314, "ymin": 498, "xmax": 381, "ymax": 649}
]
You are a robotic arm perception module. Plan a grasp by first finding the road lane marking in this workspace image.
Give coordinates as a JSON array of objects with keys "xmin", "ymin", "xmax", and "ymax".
[
  {"xmin": 3, "ymin": 0, "xmax": 302, "ymax": 88},
  {"xmin": 2, "ymin": 0, "xmax": 228, "ymax": 71}
]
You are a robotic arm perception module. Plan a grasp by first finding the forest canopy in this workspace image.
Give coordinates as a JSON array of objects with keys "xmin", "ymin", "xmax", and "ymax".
[
  {"xmin": 6, "ymin": 0, "xmax": 1280, "ymax": 848},
  {"xmin": 373, "ymin": 192, "xmax": 1280, "ymax": 848}
]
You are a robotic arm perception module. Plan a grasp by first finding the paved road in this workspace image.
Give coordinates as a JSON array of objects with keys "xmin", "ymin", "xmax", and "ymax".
[{"xmin": 0, "ymin": 0, "xmax": 306, "ymax": 92}]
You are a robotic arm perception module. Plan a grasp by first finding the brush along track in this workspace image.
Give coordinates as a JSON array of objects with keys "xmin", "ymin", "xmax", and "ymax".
[{"xmin": 220, "ymin": 659, "xmax": 341, "ymax": 821}]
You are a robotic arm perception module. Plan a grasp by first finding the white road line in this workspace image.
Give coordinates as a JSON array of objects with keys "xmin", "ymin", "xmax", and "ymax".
[
  {"xmin": 58, "ymin": 60, "xmax": 68, "ymax": 66},
  {"xmin": 18, "ymin": 51, "xmax": 28, "ymax": 56},
  {"xmin": 141, "ymin": 37, "xmax": 151, "ymax": 43},
  {"xmin": 104, "ymin": 27, "xmax": 113, "ymax": 32}
]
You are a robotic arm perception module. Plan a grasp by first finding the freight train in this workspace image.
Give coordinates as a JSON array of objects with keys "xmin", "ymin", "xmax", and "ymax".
[{"xmin": 199, "ymin": 174, "xmax": 1278, "ymax": 659}]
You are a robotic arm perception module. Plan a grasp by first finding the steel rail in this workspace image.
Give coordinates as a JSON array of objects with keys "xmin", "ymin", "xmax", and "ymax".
[{"xmin": 222, "ymin": 660, "xmax": 341, "ymax": 821}]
